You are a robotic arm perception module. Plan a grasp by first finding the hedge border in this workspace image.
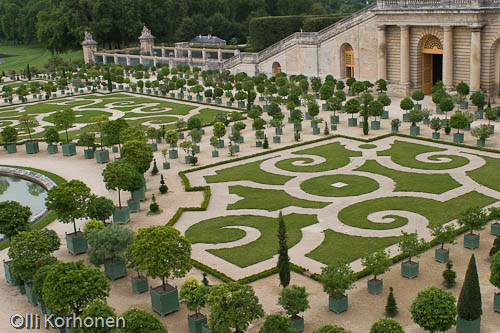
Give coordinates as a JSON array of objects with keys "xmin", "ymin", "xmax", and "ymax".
[
  {"xmin": 168, "ymin": 131, "xmax": 500, "ymax": 284},
  {"xmin": 0, "ymin": 165, "xmax": 67, "ymax": 251}
]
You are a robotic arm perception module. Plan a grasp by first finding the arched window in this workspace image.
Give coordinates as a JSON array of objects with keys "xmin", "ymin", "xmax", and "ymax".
[
  {"xmin": 272, "ymin": 62, "xmax": 281, "ymax": 75},
  {"xmin": 341, "ymin": 44, "xmax": 354, "ymax": 79}
]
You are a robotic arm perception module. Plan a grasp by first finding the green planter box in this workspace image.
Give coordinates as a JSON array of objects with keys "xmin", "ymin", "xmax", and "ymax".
[
  {"xmin": 273, "ymin": 136, "xmax": 281, "ymax": 143},
  {"xmin": 226, "ymin": 101, "xmax": 232, "ymax": 106},
  {"xmin": 217, "ymin": 140, "xmax": 224, "ymax": 148},
  {"xmin": 367, "ymin": 279, "xmax": 383, "ymax": 295},
  {"xmin": 62, "ymin": 143, "xmax": 76, "ymax": 156},
  {"xmin": 127, "ymin": 198, "xmax": 140, "ymax": 213},
  {"xmin": 311, "ymin": 121, "xmax": 318, "ymax": 128},
  {"xmin": 25, "ymin": 282, "xmax": 38, "ymax": 306},
  {"xmin": 132, "ymin": 276, "xmax": 149, "ymax": 294},
  {"xmin": 494, "ymin": 293, "xmax": 500, "ymax": 313},
  {"xmin": 456, "ymin": 316, "xmax": 480, "ymax": 333},
  {"xmin": 464, "ymin": 233, "xmax": 480, "ymax": 249},
  {"xmin": 348, "ymin": 90, "xmax": 354, "ymax": 96},
  {"xmin": 202, "ymin": 324, "xmax": 211, "ymax": 333},
  {"xmin": 212, "ymin": 151, "xmax": 219, "ymax": 157},
  {"xmin": 113, "ymin": 207, "xmax": 131, "ymax": 224},
  {"xmin": 490, "ymin": 125, "xmax": 495, "ymax": 133},
  {"xmin": 331, "ymin": 115, "xmax": 340, "ymax": 124},
  {"xmin": 170, "ymin": 143, "xmax": 177, "ymax": 148},
  {"xmin": 38, "ymin": 300, "xmax": 47, "ymax": 314},
  {"xmin": 305, "ymin": 112, "xmax": 311, "ymax": 120},
  {"xmin": 196, "ymin": 95, "xmax": 203, "ymax": 102},
  {"xmin": 256, "ymin": 140, "xmax": 263, "ymax": 147},
  {"xmin": 453, "ymin": 132, "xmax": 464, "ymax": 143},
  {"xmin": 150, "ymin": 285, "xmax": 179, "ymax": 316},
  {"xmin": 162, "ymin": 162, "xmax": 170, "ymax": 170},
  {"xmin": 188, "ymin": 314, "xmax": 207, "ymax": 333},
  {"xmin": 331, "ymin": 124, "xmax": 338, "ymax": 131},
  {"xmin": 205, "ymin": 98, "xmax": 212, "ymax": 103},
  {"xmin": 170, "ymin": 93, "xmax": 175, "ymax": 98},
  {"xmin": 359, "ymin": 121, "xmax": 364, "ymax": 128},
  {"xmin": 291, "ymin": 316, "xmax": 304, "ymax": 332},
  {"xmin": 432, "ymin": 132, "xmax": 440, "ymax": 139},
  {"xmin": 392, "ymin": 126, "xmax": 399, "ymax": 133},
  {"xmin": 329, "ymin": 295, "xmax": 348, "ymax": 314},
  {"xmin": 131, "ymin": 187, "xmax": 146, "ymax": 201},
  {"xmin": 259, "ymin": 96, "xmax": 265, "ymax": 102},
  {"xmin": 464, "ymin": 123, "xmax": 470, "ymax": 131},
  {"xmin": 25, "ymin": 141, "xmax": 39, "ymax": 154},
  {"xmin": 313, "ymin": 127, "xmax": 321, "ymax": 135},
  {"xmin": 275, "ymin": 128, "xmax": 283, "ymax": 135},
  {"xmin": 371, "ymin": 121, "xmax": 380, "ymax": 130},
  {"xmin": 381, "ymin": 110, "xmax": 389, "ymax": 119},
  {"xmin": 233, "ymin": 145, "xmax": 240, "ymax": 153},
  {"xmin": 193, "ymin": 145, "xmax": 200, "ymax": 153},
  {"xmin": 177, "ymin": 93, "xmax": 184, "ymax": 99},
  {"xmin": 18, "ymin": 282, "xmax": 26, "ymax": 294},
  {"xmin": 104, "ymin": 259, "xmax": 127, "ymax": 281},
  {"xmin": 435, "ymin": 248, "xmax": 449, "ymax": 263},
  {"xmin": 414, "ymin": 104, "xmax": 422, "ymax": 111},
  {"xmin": 66, "ymin": 232, "xmax": 88, "ymax": 256},
  {"xmin": 187, "ymin": 95, "xmax": 193, "ymax": 100},
  {"xmin": 294, "ymin": 124, "xmax": 302, "ymax": 131},
  {"xmin": 47, "ymin": 145, "xmax": 59, "ymax": 154},
  {"xmin": 238, "ymin": 137, "xmax": 244, "ymax": 144},
  {"xmin": 475, "ymin": 110, "xmax": 483, "ymax": 119},
  {"xmin": 215, "ymin": 98, "xmax": 222, "ymax": 104},
  {"xmin": 6, "ymin": 143, "xmax": 17, "ymax": 153},
  {"xmin": 185, "ymin": 156, "xmax": 193, "ymax": 164},
  {"xmin": 461, "ymin": 101, "xmax": 469, "ymax": 109},
  {"xmin": 477, "ymin": 139, "xmax": 485, "ymax": 147},
  {"xmin": 263, "ymin": 104, "xmax": 269, "ymax": 112},
  {"xmin": 84, "ymin": 149, "xmax": 94, "ymax": 159},
  {"xmin": 112, "ymin": 146, "xmax": 119, "ymax": 153},
  {"xmin": 401, "ymin": 261, "xmax": 419, "ymax": 279},
  {"xmin": 403, "ymin": 113, "xmax": 409, "ymax": 122},
  {"xmin": 3, "ymin": 260, "xmax": 20, "ymax": 286},
  {"xmin": 169, "ymin": 150, "xmax": 178, "ymax": 159},
  {"xmin": 410, "ymin": 126, "xmax": 420, "ymax": 136},
  {"xmin": 96, "ymin": 149, "xmax": 109, "ymax": 163},
  {"xmin": 491, "ymin": 223, "xmax": 500, "ymax": 236},
  {"xmin": 156, "ymin": 137, "xmax": 162, "ymax": 144},
  {"xmin": 348, "ymin": 118, "xmax": 357, "ymax": 127},
  {"xmin": 238, "ymin": 101, "xmax": 245, "ymax": 108},
  {"xmin": 150, "ymin": 143, "xmax": 158, "ymax": 152},
  {"xmin": 442, "ymin": 118, "xmax": 449, "ymax": 127}
]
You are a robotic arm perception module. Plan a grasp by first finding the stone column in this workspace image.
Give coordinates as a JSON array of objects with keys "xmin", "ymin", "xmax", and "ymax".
[
  {"xmin": 114, "ymin": 55, "xmax": 118, "ymax": 65},
  {"xmin": 400, "ymin": 25, "xmax": 410, "ymax": 84},
  {"xmin": 103, "ymin": 54, "xmax": 107, "ymax": 65},
  {"xmin": 139, "ymin": 55, "xmax": 143, "ymax": 65},
  {"xmin": 126, "ymin": 56, "xmax": 130, "ymax": 66},
  {"xmin": 443, "ymin": 26, "xmax": 454, "ymax": 88},
  {"xmin": 188, "ymin": 49, "xmax": 192, "ymax": 61},
  {"xmin": 470, "ymin": 25, "xmax": 482, "ymax": 91},
  {"xmin": 218, "ymin": 48, "xmax": 222, "ymax": 62},
  {"xmin": 161, "ymin": 48, "xmax": 165, "ymax": 57},
  {"xmin": 377, "ymin": 25, "xmax": 387, "ymax": 80},
  {"xmin": 202, "ymin": 48, "xmax": 207, "ymax": 61}
]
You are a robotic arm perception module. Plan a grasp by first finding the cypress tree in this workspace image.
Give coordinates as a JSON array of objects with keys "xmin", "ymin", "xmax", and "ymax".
[
  {"xmin": 385, "ymin": 287, "xmax": 398, "ymax": 317},
  {"xmin": 151, "ymin": 159, "xmax": 159, "ymax": 175},
  {"xmin": 277, "ymin": 211, "xmax": 290, "ymax": 288},
  {"xmin": 107, "ymin": 67, "xmax": 112, "ymax": 92},
  {"xmin": 324, "ymin": 122, "xmax": 330, "ymax": 135},
  {"xmin": 26, "ymin": 64, "xmax": 31, "ymax": 81},
  {"xmin": 457, "ymin": 254, "xmax": 482, "ymax": 320}
]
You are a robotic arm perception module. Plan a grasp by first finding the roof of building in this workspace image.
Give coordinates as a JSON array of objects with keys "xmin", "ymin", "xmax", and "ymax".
[{"xmin": 190, "ymin": 34, "xmax": 226, "ymax": 44}]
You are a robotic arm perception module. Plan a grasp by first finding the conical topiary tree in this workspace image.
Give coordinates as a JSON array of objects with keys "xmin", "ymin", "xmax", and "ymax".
[
  {"xmin": 277, "ymin": 211, "xmax": 290, "ymax": 288},
  {"xmin": 457, "ymin": 254, "xmax": 482, "ymax": 324},
  {"xmin": 385, "ymin": 287, "xmax": 398, "ymax": 317}
]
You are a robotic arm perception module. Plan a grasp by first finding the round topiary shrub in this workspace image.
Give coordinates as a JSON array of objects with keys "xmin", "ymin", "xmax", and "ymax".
[{"xmin": 370, "ymin": 318, "xmax": 404, "ymax": 333}]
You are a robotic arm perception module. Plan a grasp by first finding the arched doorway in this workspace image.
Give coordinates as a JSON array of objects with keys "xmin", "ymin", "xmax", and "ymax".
[
  {"xmin": 421, "ymin": 36, "xmax": 443, "ymax": 94},
  {"xmin": 342, "ymin": 44, "xmax": 354, "ymax": 79},
  {"xmin": 272, "ymin": 62, "xmax": 281, "ymax": 75}
]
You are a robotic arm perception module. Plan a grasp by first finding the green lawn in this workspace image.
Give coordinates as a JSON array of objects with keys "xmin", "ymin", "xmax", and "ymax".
[
  {"xmin": 300, "ymin": 174, "xmax": 379, "ymax": 197},
  {"xmin": 0, "ymin": 43, "xmax": 83, "ymax": 72},
  {"xmin": 275, "ymin": 142, "xmax": 361, "ymax": 173},
  {"xmin": 467, "ymin": 155, "xmax": 500, "ymax": 192},
  {"xmin": 356, "ymin": 160, "xmax": 461, "ymax": 194},
  {"xmin": 338, "ymin": 191, "xmax": 497, "ymax": 230},
  {"xmin": 358, "ymin": 144, "xmax": 377, "ymax": 149},
  {"xmin": 204, "ymin": 159, "xmax": 294, "ymax": 185},
  {"xmin": 228, "ymin": 185, "xmax": 329, "ymax": 211},
  {"xmin": 306, "ymin": 230, "xmax": 401, "ymax": 266},
  {"xmin": 197, "ymin": 108, "xmax": 229, "ymax": 125},
  {"xmin": 185, "ymin": 214, "xmax": 318, "ymax": 267},
  {"xmin": 378, "ymin": 140, "xmax": 470, "ymax": 170}
]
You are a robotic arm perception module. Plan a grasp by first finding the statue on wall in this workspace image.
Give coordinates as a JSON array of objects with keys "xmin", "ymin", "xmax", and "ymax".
[
  {"xmin": 84, "ymin": 31, "xmax": 93, "ymax": 41},
  {"xmin": 140, "ymin": 25, "xmax": 153, "ymax": 39}
]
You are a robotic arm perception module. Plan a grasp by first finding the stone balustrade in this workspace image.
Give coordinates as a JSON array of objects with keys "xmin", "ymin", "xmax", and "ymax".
[{"xmin": 376, "ymin": 0, "xmax": 500, "ymax": 8}]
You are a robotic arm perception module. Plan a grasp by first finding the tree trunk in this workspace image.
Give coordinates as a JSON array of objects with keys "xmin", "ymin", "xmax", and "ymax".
[{"xmin": 118, "ymin": 189, "xmax": 122, "ymax": 209}]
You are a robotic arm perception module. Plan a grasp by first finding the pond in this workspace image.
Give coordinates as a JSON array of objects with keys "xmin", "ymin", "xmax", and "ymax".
[{"xmin": 0, "ymin": 175, "xmax": 48, "ymax": 217}]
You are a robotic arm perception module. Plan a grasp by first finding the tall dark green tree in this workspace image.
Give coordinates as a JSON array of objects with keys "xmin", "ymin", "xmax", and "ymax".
[
  {"xmin": 107, "ymin": 66, "xmax": 112, "ymax": 92},
  {"xmin": 277, "ymin": 211, "xmax": 290, "ymax": 287},
  {"xmin": 457, "ymin": 254, "xmax": 482, "ymax": 321}
]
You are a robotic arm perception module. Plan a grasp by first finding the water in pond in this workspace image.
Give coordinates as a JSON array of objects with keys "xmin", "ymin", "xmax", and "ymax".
[{"xmin": 0, "ymin": 175, "xmax": 48, "ymax": 217}]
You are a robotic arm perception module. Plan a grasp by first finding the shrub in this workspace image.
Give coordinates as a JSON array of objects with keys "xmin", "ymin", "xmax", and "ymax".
[
  {"xmin": 443, "ymin": 261, "xmax": 457, "ymax": 288},
  {"xmin": 259, "ymin": 314, "xmax": 295, "ymax": 333},
  {"xmin": 385, "ymin": 287, "xmax": 398, "ymax": 317},
  {"xmin": 278, "ymin": 285, "xmax": 310, "ymax": 318},
  {"xmin": 370, "ymin": 318, "xmax": 404, "ymax": 333},
  {"xmin": 457, "ymin": 254, "xmax": 482, "ymax": 321},
  {"xmin": 410, "ymin": 286, "xmax": 457, "ymax": 332},
  {"xmin": 490, "ymin": 237, "xmax": 500, "ymax": 257},
  {"xmin": 120, "ymin": 308, "xmax": 167, "ymax": 333},
  {"xmin": 313, "ymin": 325, "xmax": 351, "ymax": 333},
  {"xmin": 159, "ymin": 174, "xmax": 168, "ymax": 194}
]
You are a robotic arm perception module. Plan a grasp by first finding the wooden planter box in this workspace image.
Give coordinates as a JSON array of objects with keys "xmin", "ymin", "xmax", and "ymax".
[
  {"xmin": 217, "ymin": 140, "xmax": 224, "ymax": 148},
  {"xmin": 162, "ymin": 162, "xmax": 170, "ymax": 170},
  {"xmin": 367, "ymin": 278, "xmax": 383, "ymax": 294},
  {"xmin": 291, "ymin": 316, "xmax": 304, "ymax": 332},
  {"xmin": 401, "ymin": 261, "xmax": 419, "ymax": 279},
  {"xmin": 211, "ymin": 151, "xmax": 219, "ymax": 157},
  {"xmin": 104, "ymin": 259, "xmax": 128, "ymax": 281},
  {"xmin": 256, "ymin": 140, "xmax": 263, "ymax": 147},
  {"xmin": 113, "ymin": 207, "xmax": 130, "ymax": 224},
  {"xmin": 432, "ymin": 132, "xmax": 440, "ymax": 139},
  {"xmin": 112, "ymin": 146, "xmax": 119, "ymax": 153},
  {"xmin": 329, "ymin": 295, "xmax": 348, "ymax": 314},
  {"xmin": 403, "ymin": 113, "xmax": 409, "ymax": 122},
  {"xmin": 371, "ymin": 121, "xmax": 380, "ymax": 130},
  {"xmin": 453, "ymin": 132, "xmax": 464, "ymax": 143},
  {"xmin": 435, "ymin": 248, "xmax": 449, "ymax": 263},
  {"xmin": 169, "ymin": 149, "xmax": 178, "ymax": 159},
  {"xmin": 464, "ymin": 233, "xmax": 480, "ymax": 249},
  {"xmin": 331, "ymin": 115, "xmax": 340, "ymax": 124},
  {"xmin": 38, "ymin": 300, "xmax": 47, "ymax": 314},
  {"xmin": 62, "ymin": 143, "xmax": 76, "ymax": 156},
  {"xmin": 410, "ymin": 126, "xmax": 420, "ymax": 136},
  {"xmin": 202, "ymin": 324, "xmax": 211, "ymax": 333},
  {"xmin": 131, "ymin": 187, "xmax": 146, "ymax": 201},
  {"xmin": 477, "ymin": 139, "xmax": 485, "ymax": 147},
  {"xmin": 185, "ymin": 156, "xmax": 193, "ymax": 164},
  {"xmin": 494, "ymin": 293, "xmax": 500, "ymax": 313},
  {"xmin": 273, "ymin": 136, "xmax": 281, "ymax": 143},
  {"xmin": 492, "ymin": 223, "xmax": 500, "ymax": 236},
  {"xmin": 294, "ymin": 123, "xmax": 302, "ymax": 131},
  {"xmin": 150, "ymin": 284, "xmax": 179, "ymax": 316},
  {"xmin": 127, "ymin": 198, "xmax": 140, "ymax": 213},
  {"xmin": 66, "ymin": 232, "xmax": 88, "ymax": 256},
  {"xmin": 132, "ymin": 276, "xmax": 149, "ymax": 294},
  {"xmin": 25, "ymin": 141, "xmax": 39, "ymax": 154},
  {"xmin": 331, "ymin": 124, "xmax": 338, "ymax": 131},
  {"xmin": 6, "ymin": 143, "xmax": 17, "ymax": 153},
  {"xmin": 188, "ymin": 313, "xmax": 207, "ymax": 333},
  {"xmin": 313, "ymin": 127, "xmax": 321, "ymax": 135},
  {"xmin": 456, "ymin": 316, "xmax": 481, "ymax": 333},
  {"xmin": 25, "ymin": 282, "xmax": 38, "ymax": 306},
  {"xmin": 348, "ymin": 118, "xmax": 357, "ymax": 127},
  {"xmin": 3, "ymin": 260, "xmax": 20, "ymax": 286},
  {"xmin": 381, "ymin": 110, "xmax": 389, "ymax": 119},
  {"xmin": 84, "ymin": 149, "xmax": 94, "ymax": 159},
  {"xmin": 150, "ymin": 143, "xmax": 158, "ymax": 152}
]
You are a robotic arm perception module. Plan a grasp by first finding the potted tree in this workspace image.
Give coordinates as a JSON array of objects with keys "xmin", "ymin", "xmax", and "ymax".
[
  {"xmin": 449, "ymin": 112, "xmax": 468, "ymax": 143},
  {"xmin": 121, "ymin": 139, "xmax": 154, "ymax": 200},
  {"xmin": 408, "ymin": 108, "xmax": 423, "ymax": 136},
  {"xmin": 146, "ymin": 127, "xmax": 158, "ymax": 152},
  {"xmin": 180, "ymin": 277, "xmax": 209, "ymax": 333},
  {"xmin": 376, "ymin": 78, "xmax": 387, "ymax": 95},
  {"xmin": 189, "ymin": 128, "xmax": 202, "ymax": 153},
  {"xmin": 165, "ymin": 129, "xmax": 179, "ymax": 159},
  {"xmin": 125, "ymin": 226, "xmax": 192, "ymax": 316},
  {"xmin": 470, "ymin": 91, "xmax": 486, "ymax": 119},
  {"xmin": 398, "ymin": 231, "xmax": 425, "ymax": 279},
  {"xmin": 368, "ymin": 100, "xmax": 384, "ymax": 130},
  {"xmin": 431, "ymin": 224, "xmax": 456, "ymax": 263},
  {"xmin": 88, "ymin": 224, "xmax": 135, "ymax": 281},
  {"xmin": 209, "ymin": 136, "xmax": 219, "ymax": 157},
  {"xmin": 378, "ymin": 93, "xmax": 391, "ymax": 119},
  {"xmin": 458, "ymin": 206, "xmax": 487, "ymax": 249},
  {"xmin": 345, "ymin": 98, "xmax": 361, "ymax": 127},
  {"xmin": 490, "ymin": 252, "xmax": 500, "ymax": 313},
  {"xmin": 361, "ymin": 249, "xmax": 391, "ymax": 294},
  {"xmin": 19, "ymin": 115, "xmax": 40, "ymax": 154},
  {"xmin": 471, "ymin": 124, "xmax": 491, "ymax": 147},
  {"xmin": 278, "ymin": 285, "xmax": 310, "ymax": 332},
  {"xmin": 308, "ymin": 102, "xmax": 320, "ymax": 132},
  {"xmin": 121, "ymin": 308, "xmax": 168, "ymax": 332},
  {"xmin": 161, "ymin": 149, "xmax": 170, "ymax": 169},
  {"xmin": 78, "ymin": 131, "xmax": 96, "ymax": 160},
  {"xmin": 412, "ymin": 90, "xmax": 424, "ymax": 110},
  {"xmin": 327, "ymin": 96, "xmax": 342, "ymax": 128},
  {"xmin": 409, "ymin": 287, "xmax": 457, "ymax": 333},
  {"xmin": 1, "ymin": 126, "xmax": 18, "ymax": 153},
  {"xmin": 422, "ymin": 108, "xmax": 432, "ymax": 125},
  {"xmin": 93, "ymin": 116, "xmax": 110, "ymax": 163},
  {"xmin": 439, "ymin": 95, "xmax": 454, "ymax": 127},
  {"xmin": 45, "ymin": 180, "xmax": 91, "ymax": 256},
  {"xmin": 213, "ymin": 122, "xmax": 226, "ymax": 149},
  {"xmin": 391, "ymin": 119, "xmax": 401, "ymax": 133},
  {"xmin": 205, "ymin": 282, "xmax": 264, "ymax": 332},
  {"xmin": 457, "ymin": 254, "xmax": 482, "ymax": 332},
  {"xmin": 485, "ymin": 105, "xmax": 498, "ymax": 133},
  {"xmin": 87, "ymin": 195, "xmax": 115, "ymax": 224},
  {"xmin": 489, "ymin": 207, "xmax": 500, "ymax": 236},
  {"xmin": 44, "ymin": 127, "xmax": 59, "ymax": 154},
  {"xmin": 321, "ymin": 261, "xmax": 355, "ymax": 314},
  {"xmin": 432, "ymin": 88, "xmax": 445, "ymax": 113},
  {"xmin": 370, "ymin": 318, "xmax": 404, "ymax": 333},
  {"xmin": 53, "ymin": 109, "xmax": 77, "ymax": 156},
  {"xmin": 430, "ymin": 117, "xmax": 442, "ymax": 139},
  {"xmin": 456, "ymin": 81, "xmax": 470, "ymax": 109},
  {"xmin": 400, "ymin": 97, "xmax": 414, "ymax": 122},
  {"xmin": 260, "ymin": 314, "xmax": 295, "ymax": 333}
]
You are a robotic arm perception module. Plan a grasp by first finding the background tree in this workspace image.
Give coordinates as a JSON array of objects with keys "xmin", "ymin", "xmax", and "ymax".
[
  {"xmin": 385, "ymin": 287, "xmax": 398, "ymax": 317},
  {"xmin": 0, "ymin": 201, "xmax": 31, "ymax": 241},
  {"xmin": 1, "ymin": 126, "xmax": 18, "ymax": 145},
  {"xmin": 120, "ymin": 308, "xmax": 167, "ymax": 333},
  {"xmin": 449, "ymin": 112, "xmax": 468, "ymax": 134},
  {"xmin": 409, "ymin": 286, "xmax": 457, "ymax": 332},
  {"xmin": 361, "ymin": 249, "xmax": 391, "ymax": 282},
  {"xmin": 430, "ymin": 117, "xmax": 442, "ymax": 133},
  {"xmin": 102, "ymin": 161, "xmax": 142, "ymax": 209},
  {"xmin": 259, "ymin": 314, "xmax": 295, "ymax": 333},
  {"xmin": 44, "ymin": 127, "xmax": 60, "ymax": 145},
  {"xmin": 370, "ymin": 318, "xmax": 404, "ymax": 333},
  {"xmin": 87, "ymin": 195, "xmax": 115, "ymax": 223},
  {"xmin": 119, "ymin": 127, "xmax": 146, "ymax": 144},
  {"xmin": 457, "ymin": 206, "xmax": 487, "ymax": 235},
  {"xmin": 457, "ymin": 254, "xmax": 482, "ymax": 322},
  {"xmin": 206, "ymin": 282, "xmax": 264, "ymax": 332},
  {"xmin": 19, "ymin": 115, "xmax": 39, "ymax": 142},
  {"xmin": 121, "ymin": 140, "xmax": 154, "ymax": 174},
  {"xmin": 398, "ymin": 231, "xmax": 425, "ymax": 264},
  {"xmin": 431, "ymin": 224, "xmax": 456, "ymax": 250},
  {"xmin": 79, "ymin": 301, "xmax": 118, "ymax": 333},
  {"xmin": 77, "ymin": 131, "xmax": 96, "ymax": 150},
  {"xmin": 53, "ymin": 109, "xmax": 76, "ymax": 143},
  {"xmin": 87, "ymin": 224, "xmax": 135, "ymax": 266},
  {"xmin": 179, "ymin": 277, "xmax": 208, "ymax": 318},
  {"xmin": 313, "ymin": 325, "xmax": 350, "ymax": 333},
  {"xmin": 277, "ymin": 211, "xmax": 291, "ymax": 288},
  {"xmin": 45, "ymin": 180, "xmax": 91, "ymax": 234},
  {"xmin": 102, "ymin": 118, "xmax": 129, "ymax": 149},
  {"xmin": 471, "ymin": 124, "xmax": 491, "ymax": 142},
  {"xmin": 321, "ymin": 261, "xmax": 355, "ymax": 299},
  {"xmin": 278, "ymin": 285, "xmax": 310, "ymax": 320}
]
